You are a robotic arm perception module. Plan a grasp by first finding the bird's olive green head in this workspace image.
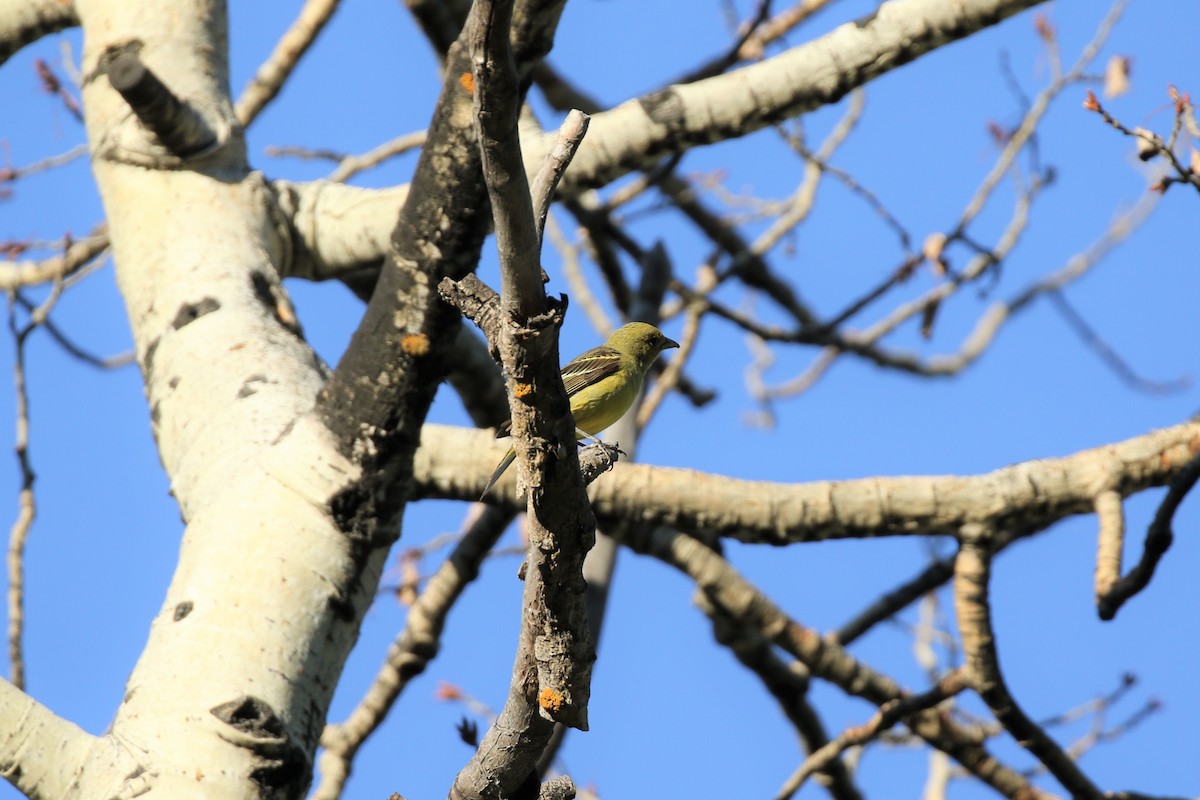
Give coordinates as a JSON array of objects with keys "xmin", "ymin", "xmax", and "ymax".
[{"xmin": 610, "ymin": 322, "xmax": 680, "ymax": 365}]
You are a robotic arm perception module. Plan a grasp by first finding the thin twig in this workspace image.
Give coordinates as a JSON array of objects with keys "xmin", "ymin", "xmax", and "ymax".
[
  {"xmin": 6, "ymin": 280, "xmax": 65, "ymax": 690},
  {"xmin": 530, "ymin": 110, "xmax": 590, "ymax": 246},
  {"xmin": 34, "ymin": 58, "xmax": 82, "ymax": 122},
  {"xmin": 738, "ymin": 0, "xmax": 838, "ymax": 60},
  {"xmin": 746, "ymin": 89, "xmax": 865, "ymax": 258},
  {"xmin": 1097, "ymin": 450, "xmax": 1200, "ymax": 621},
  {"xmin": 600, "ymin": 154, "xmax": 682, "ymax": 212},
  {"xmin": 1085, "ymin": 86, "xmax": 1200, "ymax": 194},
  {"xmin": 265, "ymin": 133, "xmax": 428, "ymax": 183},
  {"xmin": 954, "ymin": 0, "xmax": 1127, "ymax": 239},
  {"xmin": 234, "ymin": 0, "xmax": 342, "ymax": 126},
  {"xmin": 658, "ymin": 173, "xmax": 820, "ymax": 328},
  {"xmin": 696, "ymin": 591, "xmax": 865, "ymax": 800},
  {"xmin": 12, "ymin": 294, "xmax": 133, "ymax": 370},
  {"xmin": 775, "ymin": 93, "xmax": 912, "ymax": 255},
  {"xmin": 546, "ymin": 214, "xmax": 614, "ymax": 336},
  {"xmin": 672, "ymin": 0, "xmax": 775, "ymax": 85},
  {"xmin": 611, "ymin": 524, "xmax": 1044, "ymax": 799},
  {"xmin": 0, "ymin": 232, "xmax": 110, "ymax": 292},
  {"xmin": 1038, "ymin": 672, "xmax": 1136, "ymax": 730},
  {"xmin": 1047, "ymin": 290, "xmax": 1189, "ymax": 394},
  {"xmin": 0, "ymin": 144, "xmax": 89, "ymax": 191},
  {"xmin": 752, "ymin": 0, "xmax": 1130, "ymax": 395},
  {"xmin": 775, "ymin": 670, "xmax": 970, "ymax": 800},
  {"xmin": 831, "ymin": 557, "xmax": 955, "ymax": 646},
  {"xmin": 563, "ymin": 195, "xmax": 635, "ymax": 315},
  {"xmin": 759, "ymin": 169, "xmax": 1047, "ymax": 398},
  {"xmin": 327, "ymin": 131, "xmax": 428, "ymax": 182}
]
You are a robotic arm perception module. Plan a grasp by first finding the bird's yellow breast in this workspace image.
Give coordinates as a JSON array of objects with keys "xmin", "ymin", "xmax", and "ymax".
[{"xmin": 569, "ymin": 362, "xmax": 642, "ymax": 437}]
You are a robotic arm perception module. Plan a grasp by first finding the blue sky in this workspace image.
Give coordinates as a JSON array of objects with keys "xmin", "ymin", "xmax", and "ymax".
[{"xmin": 1, "ymin": 1, "xmax": 1197, "ymax": 798}]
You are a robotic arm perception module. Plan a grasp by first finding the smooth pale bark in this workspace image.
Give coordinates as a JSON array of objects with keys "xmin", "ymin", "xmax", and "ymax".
[
  {"xmin": 0, "ymin": 679, "xmax": 124, "ymax": 798},
  {"xmin": 287, "ymin": 0, "xmax": 1052, "ymax": 284},
  {"xmin": 0, "ymin": 0, "xmax": 77, "ymax": 66},
  {"xmin": 17, "ymin": 1, "xmax": 383, "ymax": 797},
  {"xmin": 416, "ymin": 420, "xmax": 1200, "ymax": 545},
  {"xmin": 273, "ymin": 181, "xmax": 409, "ymax": 281},
  {"xmin": 527, "ymin": 0, "xmax": 1048, "ymax": 189}
]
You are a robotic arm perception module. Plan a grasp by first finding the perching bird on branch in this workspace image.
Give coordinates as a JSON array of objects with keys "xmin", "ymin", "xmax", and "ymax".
[{"xmin": 482, "ymin": 322, "xmax": 679, "ymax": 498}]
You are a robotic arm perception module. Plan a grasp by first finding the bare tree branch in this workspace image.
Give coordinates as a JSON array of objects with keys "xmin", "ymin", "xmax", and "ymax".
[
  {"xmin": 234, "ymin": 0, "xmax": 341, "ymax": 127},
  {"xmin": 775, "ymin": 670, "xmax": 970, "ymax": 800},
  {"xmin": 473, "ymin": 0, "xmax": 543, "ymax": 321},
  {"xmin": 442, "ymin": 0, "xmax": 600, "ymax": 796},
  {"xmin": 549, "ymin": 0, "xmax": 1050, "ymax": 192},
  {"xmin": 0, "ymin": 677, "xmax": 111, "ymax": 799},
  {"xmin": 954, "ymin": 533, "xmax": 1104, "ymax": 799},
  {"xmin": 415, "ymin": 419, "xmax": 1200, "ymax": 548},
  {"xmin": 1097, "ymin": 450, "xmax": 1200, "ymax": 621},
  {"xmin": 832, "ymin": 557, "xmax": 955, "ymax": 647},
  {"xmin": 0, "ymin": 0, "xmax": 77, "ymax": 67},
  {"xmin": 670, "ymin": 0, "xmax": 776, "ymax": 85},
  {"xmin": 0, "ymin": 232, "xmax": 109, "ymax": 292},
  {"xmin": 530, "ymin": 110, "xmax": 589, "ymax": 246},
  {"xmin": 739, "ymin": 0, "xmax": 840, "ymax": 61},
  {"xmin": 618, "ymin": 525, "xmax": 1044, "ymax": 798},
  {"xmin": 532, "ymin": 230, "xmax": 675, "ymax": 780},
  {"xmin": 1085, "ymin": 86, "xmax": 1200, "ymax": 194},
  {"xmin": 699, "ymin": 593, "xmax": 864, "ymax": 800}
]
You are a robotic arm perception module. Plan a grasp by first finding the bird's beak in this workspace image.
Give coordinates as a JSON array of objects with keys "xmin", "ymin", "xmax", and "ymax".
[{"xmin": 664, "ymin": 337, "xmax": 680, "ymax": 350}]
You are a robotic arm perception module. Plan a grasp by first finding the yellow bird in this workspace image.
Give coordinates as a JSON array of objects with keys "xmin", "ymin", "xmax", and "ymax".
[{"xmin": 481, "ymin": 322, "xmax": 679, "ymax": 498}]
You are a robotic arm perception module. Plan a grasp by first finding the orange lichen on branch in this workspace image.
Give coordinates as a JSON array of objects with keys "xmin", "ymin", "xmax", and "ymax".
[
  {"xmin": 401, "ymin": 333, "xmax": 431, "ymax": 357},
  {"xmin": 459, "ymin": 72, "xmax": 475, "ymax": 94},
  {"xmin": 513, "ymin": 382, "xmax": 533, "ymax": 400},
  {"xmin": 538, "ymin": 687, "xmax": 565, "ymax": 713}
]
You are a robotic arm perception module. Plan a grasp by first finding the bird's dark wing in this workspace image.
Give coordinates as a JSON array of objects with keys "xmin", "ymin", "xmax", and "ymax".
[
  {"xmin": 560, "ymin": 345, "xmax": 623, "ymax": 397},
  {"xmin": 493, "ymin": 345, "xmax": 623, "ymax": 440}
]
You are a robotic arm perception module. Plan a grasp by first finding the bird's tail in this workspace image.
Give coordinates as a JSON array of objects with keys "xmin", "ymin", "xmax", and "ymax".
[{"xmin": 480, "ymin": 447, "xmax": 516, "ymax": 499}]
